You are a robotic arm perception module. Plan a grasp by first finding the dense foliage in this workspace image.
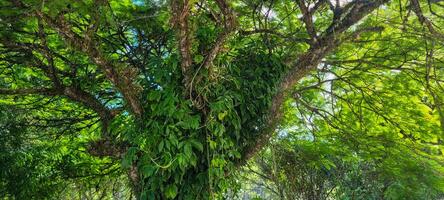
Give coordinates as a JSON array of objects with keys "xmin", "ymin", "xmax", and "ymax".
[{"xmin": 0, "ymin": 0, "xmax": 443, "ymax": 199}]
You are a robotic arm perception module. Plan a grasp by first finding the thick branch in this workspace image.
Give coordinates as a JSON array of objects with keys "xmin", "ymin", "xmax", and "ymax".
[
  {"xmin": 410, "ymin": 0, "xmax": 444, "ymax": 40},
  {"xmin": 0, "ymin": 86, "xmax": 113, "ymax": 128},
  {"xmin": 240, "ymin": 0, "xmax": 390, "ymax": 163},
  {"xmin": 63, "ymin": 87, "xmax": 114, "ymax": 125},
  {"xmin": 296, "ymin": 0, "xmax": 317, "ymax": 42},
  {"xmin": 172, "ymin": 0, "xmax": 193, "ymax": 88},
  {"xmin": 201, "ymin": 0, "xmax": 237, "ymax": 69},
  {"xmin": 325, "ymin": 0, "xmax": 388, "ymax": 35},
  {"xmin": 0, "ymin": 87, "xmax": 128, "ymax": 158},
  {"xmin": 36, "ymin": 11, "xmax": 143, "ymax": 117}
]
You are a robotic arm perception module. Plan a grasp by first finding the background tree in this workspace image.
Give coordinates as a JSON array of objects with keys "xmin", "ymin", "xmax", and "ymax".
[{"xmin": 0, "ymin": 0, "xmax": 443, "ymax": 199}]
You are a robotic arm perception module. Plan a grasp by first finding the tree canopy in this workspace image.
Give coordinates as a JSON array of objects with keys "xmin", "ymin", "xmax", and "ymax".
[{"xmin": 0, "ymin": 0, "xmax": 443, "ymax": 199}]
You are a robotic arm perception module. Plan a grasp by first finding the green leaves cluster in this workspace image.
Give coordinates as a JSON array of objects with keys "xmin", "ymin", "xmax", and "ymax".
[{"xmin": 1, "ymin": 0, "xmax": 444, "ymax": 199}]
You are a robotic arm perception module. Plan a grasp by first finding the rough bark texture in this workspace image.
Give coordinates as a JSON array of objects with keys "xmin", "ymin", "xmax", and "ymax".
[{"xmin": 172, "ymin": 0, "xmax": 193, "ymax": 90}]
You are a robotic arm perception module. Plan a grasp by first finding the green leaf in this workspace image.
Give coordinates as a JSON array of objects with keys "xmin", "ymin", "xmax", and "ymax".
[
  {"xmin": 189, "ymin": 139, "xmax": 203, "ymax": 152},
  {"xmin": 121, "ymin": 147, "xmax": 138, "ymax": 168},
  {"xmin": 209, "ymin": 139, "xmax": 217, "ymax": 150},
  {"xmin": 193, "ymin": 55, "xmax": 204, "ymax": 63},
  {"xmin": 184, "ymin": 143, "xmax": 192, "ymax": 158},
  {"xmin": 142, "ymin": 165, "xmax": 156, "ymax": 177},
  {"xmin": 165, "ymin": 184, "xmax": 178, "ymax": 199},
  {"xmin": 168, "ymin": 134, "xmax": 179, "ymax": 147},
  {"xmin": 218, "ymin": 111, "xmax": 228, "ymax": 121},
  {"xmin": 158, "ymin": 141, "xmax": 164, "ymax": 152}
]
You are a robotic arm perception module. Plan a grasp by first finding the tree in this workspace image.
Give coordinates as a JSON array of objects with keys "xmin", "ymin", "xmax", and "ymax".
[{"xmin": 0, "ymin": 0, "xmax": 443, "ymax": 199}]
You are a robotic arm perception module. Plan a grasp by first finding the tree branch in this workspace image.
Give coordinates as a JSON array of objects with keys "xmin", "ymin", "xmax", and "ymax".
[
  {"xmin": 201, "ymin": 0, "xmax": 237, "ymax": 69},
  {"xmin": 172, "ymin": 0, "xmax": 193, "ymax": 89},
  {"xmin": 240, "ymin": 0, "xmax": 390, "ymax": 164},
  {"xmin": 410, "ymin": 0, "xmax": 444, "ymax": 40},
  {"xmin": 0, "ymin": 86, "xmax": 114, "ymax": 130},
  {"xmin": 296, "ymin": 0, "xmax": 317, "ymax": 42},
  {"xmin": 0, "ymin": 88, "xmax": 59, "ymax": 95},
  {"xmin": 36, "ymin": 11, "xmax": 143, "ymax": 117},
  {"xmin": 63, "ymin": 87, "xmax": 114, "ymax": 126},
  {"xmin": 239, "ymin": 28, "xmax": 311, "ymax": 43}
]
